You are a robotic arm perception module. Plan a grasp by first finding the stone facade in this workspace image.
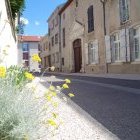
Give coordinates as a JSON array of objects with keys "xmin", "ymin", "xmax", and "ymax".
[
  {"xmin": 39, "ymin": 35, "xmax": 50, "ymax": 70},
  {"xmin": 46, "ymin": 0, "xmax": 140, "ymax": 74},
  {"xmin": 105, "ymin": 0, "xmax": 140, "ymax": 74},
  {"xmin": 0, "ymin": 0, "xmax": 18, "ymax": 67},
  {"xmin": 47, "ymin": 4, "xmax": 64, "ymax": 71}
]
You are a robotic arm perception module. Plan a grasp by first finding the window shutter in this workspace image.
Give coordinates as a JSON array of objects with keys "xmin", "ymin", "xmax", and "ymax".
[
  {"xmin": 105, "ymin": 35, "xmax": 111, "ymax": 63},
  {"xmin": 126, "ymin": 29, "xmax": 130, "ymax": 62},
  {"xmin": 119, "ymin": 0, "xmax": 123, "ymax": 23},
  {"xmin": 129, "ymin": 28, "xmax": 135, "ymax": 61},
  {"xmin": 110, "ymin": 36, "xmax": 115, "ymax": 63},
  {"xmin": 88, "ymin": 5, "xmax": 94, "ymax": 32},
  {"xmin": 94, "ymin": 40, "xmax": 99, "ymax": 64},
  {"xmin": 120, "ymin": 29, "xmax": 126, "ymax": 62},
  {"xmin": 85, "ymin": 43, "xmax": 89, "ymax": 65}
]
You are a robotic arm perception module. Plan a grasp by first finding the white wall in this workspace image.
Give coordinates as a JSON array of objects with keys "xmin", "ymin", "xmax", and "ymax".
[{"xmin": 0, "ymin": 0, "xmax": 18, "ymax": 67}]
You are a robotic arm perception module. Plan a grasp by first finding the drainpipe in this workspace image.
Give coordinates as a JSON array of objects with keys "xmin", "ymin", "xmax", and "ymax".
[
  {"xmin": 100, "ymin": 0, "xmax": 108, "ymax": 73},
  {"xmin": 58, "ymin": 13, "xmax": 62, "ymax": 72}
]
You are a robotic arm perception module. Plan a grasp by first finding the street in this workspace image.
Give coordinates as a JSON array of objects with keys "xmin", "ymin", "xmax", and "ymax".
[{"xmin": 43, "ymin": 74, "xmax": 140, "ymax": 140}]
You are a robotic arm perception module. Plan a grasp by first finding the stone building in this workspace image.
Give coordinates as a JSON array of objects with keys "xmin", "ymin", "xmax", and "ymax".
[
  {"xmin": 47, "ymin": 4, "xmax": 64, "ymax": 71},
  {"xmin": 59, "ymin": 0, "xmax": 106, "ymax": 73},
  {"xmin": 0, "ymin": 0, "xmax": 18, "ymax": 67},
  {"xmin": 105, "ymin": 0, "xmax": 140, "ymax": 74},
  {"xmin": 39, "ymin": 35, "xmax": 50, "ymax": 70},
  {"xmin": 46, "ymin": 0, "xmax": 140, "ymax": 74},
  {"xmin": 18, "ymin": 36, "xmax": 41, "ymax": 72}
]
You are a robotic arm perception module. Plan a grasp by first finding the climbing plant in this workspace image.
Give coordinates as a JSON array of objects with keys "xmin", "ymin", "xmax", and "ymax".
[{"xmin": 9, "ymin": 0, "xmax": 25, "ymax": 20}]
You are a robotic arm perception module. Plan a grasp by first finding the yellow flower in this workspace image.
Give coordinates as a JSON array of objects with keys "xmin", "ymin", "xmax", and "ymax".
[
  {"xmin": 49, "ymin": 85, "xmax": 55, "ymax": 91},
  {"xmin": 32, "ymin": 54, "xmax": 41, "ymax": 62},
  {"xmin": 0, "ymin": 66, "xmax": 6, "ymax": 78},
  {"xmin": 62, "ymin": 83, "xmax": 69, "ymax": 89},
  {"xmin": 47, "ymin": 119, "xmax": 57, "ymax": 126},
  {"xmin": 68, "ymin": 93, "xmax": 75, "ymax": 97},
  {"xmin": 50, "ymin": 66, "xmax": 55, "ymax": 71},
  {"xmin": 52, "ymin": 113, "xmax": 58, "ymax": 118},
  {"xmin": 52, "ymin": 102, "xmax": 58, "ymax": 107},
  {"xmin": 25, "ymin": 72, "xmax": 34, "ymax": 80},
  {"xmin": 24, "ymin": 134, "xmax": 29, "ymax": 140},
  {"xmin": 65, "ymin": 79, "xmax": 71, "ymax": 84}
]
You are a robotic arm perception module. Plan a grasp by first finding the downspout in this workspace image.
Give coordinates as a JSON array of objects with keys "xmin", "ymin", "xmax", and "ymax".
[
  {"xmin": 58, "ymin": 13, "xmax": 62, "ymax": 72},
  {"xmin": 100, "ymin": 0, "xmax": 108, "ymax": 73}
]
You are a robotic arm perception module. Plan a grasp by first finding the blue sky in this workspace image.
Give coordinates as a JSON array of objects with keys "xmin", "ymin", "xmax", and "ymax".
[{"xmin": 22, "ymin": 0, "xmax": 67, "ymax": 36}]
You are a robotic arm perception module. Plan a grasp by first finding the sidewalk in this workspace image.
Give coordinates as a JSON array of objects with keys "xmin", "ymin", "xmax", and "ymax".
[
  {"xmin": 47, "ymin": 72, "xmax": 140, "ymax": 80},
  {"xmin": 34, "ymin": 77, "xmax": 120, "ymax": 140}
]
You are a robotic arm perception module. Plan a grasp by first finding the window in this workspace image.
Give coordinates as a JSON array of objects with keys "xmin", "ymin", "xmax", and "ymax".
[
  {"xmin": 55, "ymin": 33, "xmax": 58, "ymax": 44},
  {"xmin": 87, "ymin": 5, "xmax": 94, "ymax": 33},
  {"xmin": 63, "ymin": 13, "xmax": 65, "ymax": 20},
  {"xmin": 49, "ymin": 42, "xmax": 51, "ymax": 50},
  {"xmin": 76, "ymin": 0, "xmax": 78, "ymax": 7},
  {"xmin": 52, "ymin": 54, "xmax": 55, "ymax": 63},
  {"xmin": 133, "ymin": 27, "xmax": 140, "ymax": 60},
  {"xmin": 48, "ymin": 28, "xmax": 50, "ymax": 36},
  {"xmin": 24, "ymin": 61, "xmax": 29, "ymax": 67},
  {"xmin": 62, "ymin": 58, "xmax": 64, "ymax": 65},
  {"xmin": 55, "ymin": 16, "xmax": 58, "ymax": 26},
  {"xmin": 22, "ymin": 43, "xmax": 29, "ymax": 52},
  {"xmin": 63, "ymin": 28, "xmax": 65, "ymax": 47},
  {"xmin": 23, "ymin": 52, "xmax": 29, "ymax": 60},
  {"xmin": 52, "ymin": 36, "xmax": 54, "ymax": 46},
  {"xmin": 88, "ymin": 43, "xmax": 95, "ymax": 64},
  {"xmin": 56, "ymin": 52, "xmax": 59, "ymax": 62},
  {"xmin": 113, "ymin": 33, "xmax": 121, "ymax": 61},
  {"xmin": 119, "ymin": 0, "xmax": 129, "ymax": 23}
]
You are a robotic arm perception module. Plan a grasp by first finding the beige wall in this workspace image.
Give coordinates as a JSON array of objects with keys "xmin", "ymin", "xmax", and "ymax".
[
  {"xmin": 39, "ymin": 35, "xmax": 49, "ymax": 69},
  {"xmin": 0, "ymin": 0, "xmax": 18, "ymax": 67},
  {"xmin": 47, "ymin": 5, "xmax": 63, "ymax": 70},
  {"xmin": 106, "ymin": 0, "xmax": 140, "ymax": 74},
  {"xmin": 60, "ymin": 0, "xmax": 106, "ymax": 73}
]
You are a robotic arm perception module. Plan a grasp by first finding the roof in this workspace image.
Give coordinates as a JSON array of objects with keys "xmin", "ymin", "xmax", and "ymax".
[
  {"xmin": 59, "ymin": 0, "xmax": 73, "ymax": 15},
  {"xmin": 47, "ymin": 3, "xmax": 65, "ymax": 22},
  {"xmin": 19, "ymin": 36, "xmax": 42, "ymax": 42}
]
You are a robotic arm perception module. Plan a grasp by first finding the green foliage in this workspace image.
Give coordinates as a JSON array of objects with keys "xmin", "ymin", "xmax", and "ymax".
[{"xmin": 9, "ymin": 0, "xmax": 25, "ymax": 20}]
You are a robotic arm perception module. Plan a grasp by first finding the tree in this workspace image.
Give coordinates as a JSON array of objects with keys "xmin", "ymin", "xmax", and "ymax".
[{"xmin": 9, "ymin": 0, "xmax": 25, "ymax": 20}]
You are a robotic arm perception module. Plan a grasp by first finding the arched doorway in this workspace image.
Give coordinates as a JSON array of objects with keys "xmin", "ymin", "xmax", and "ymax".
[{"xmin": 73, "ymin": 39, "xmax": 82, "ymax": 72}]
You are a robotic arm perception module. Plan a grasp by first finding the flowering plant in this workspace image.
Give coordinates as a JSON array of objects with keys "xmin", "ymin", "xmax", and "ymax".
[{"xmin": 0, "ymin": 54, "xmax": 74, "ymax": 139}]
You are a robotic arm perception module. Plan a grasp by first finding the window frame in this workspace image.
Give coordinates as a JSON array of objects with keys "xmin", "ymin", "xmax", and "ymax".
[
  {"xmin": 133, "ymin": 27, "xmax": 140, "ymax": 61},
  {"xmin": 88, "ymin": 42, "xmax": 96, "ymax": 64},
  {"xmin": 113, "ymin": 33, "xmax": 121, "ymax": 62},
  {"xmin": 119, "ymin": 0, "xmax": 130, "ymax": 24}
]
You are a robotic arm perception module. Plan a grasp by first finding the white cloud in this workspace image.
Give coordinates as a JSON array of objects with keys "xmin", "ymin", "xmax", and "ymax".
[
  {"xmin": 20, "ymin": 17, "xmax": 29, "ymax": 25},
  {"xmin": 35, "ymin": 21, "xmax": 40, "ymax": 26}
]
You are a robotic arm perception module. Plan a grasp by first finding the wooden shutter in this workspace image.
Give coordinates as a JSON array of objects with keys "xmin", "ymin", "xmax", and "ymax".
[
  {"xmin": 94, "ymin": 40, "xmax": 99, "ymax": 64},
  {"xmin": 105, "ymin": 35, "xmax": 111, "ymax": 63},
  {"xmin": 129, "ymin": 28, "xmax": 135, "ymax": 61},
  {"xmin": 110, "ymin": 36, "xmax": 115, "ymax": 63},
  {"xmin": 119, "ymin": 0, "xmax": 123, "ymax": 23},
  {"xmin": 120, "ymin": 29, "xmax": 126, "ymax": 62},
  {"xmin": 85, "ymin": 43, "xmax": 89, "ymax": 65},
  {"xmin": 88, "ymin": 5, "xmax": 94, "ymax": 32}
]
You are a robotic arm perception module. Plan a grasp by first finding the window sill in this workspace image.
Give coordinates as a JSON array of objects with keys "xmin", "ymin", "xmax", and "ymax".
[
  {"xmin": 131, "ymin": 60, "xmax": 140, "ymax": 64},
  {"xmin": 111, "ymin": 62, "xmax": 123, "ymax": 65}
]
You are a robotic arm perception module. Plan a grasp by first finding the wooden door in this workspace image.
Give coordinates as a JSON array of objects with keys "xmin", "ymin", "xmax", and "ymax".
[{"xmin": 73, "ymin": 39, "xmax": 82, "ymax": 72}]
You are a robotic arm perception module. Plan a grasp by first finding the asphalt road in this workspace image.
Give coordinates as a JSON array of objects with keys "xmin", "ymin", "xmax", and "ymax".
[{"xmin": 43, "ymin": 74, "xmax": 140, "ymax": 140}]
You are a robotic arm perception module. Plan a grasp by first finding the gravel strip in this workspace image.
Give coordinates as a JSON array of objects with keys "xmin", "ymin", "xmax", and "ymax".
[{"xmin": 33, "ymin": 78, "xmax": 120, "ymax": 140}]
